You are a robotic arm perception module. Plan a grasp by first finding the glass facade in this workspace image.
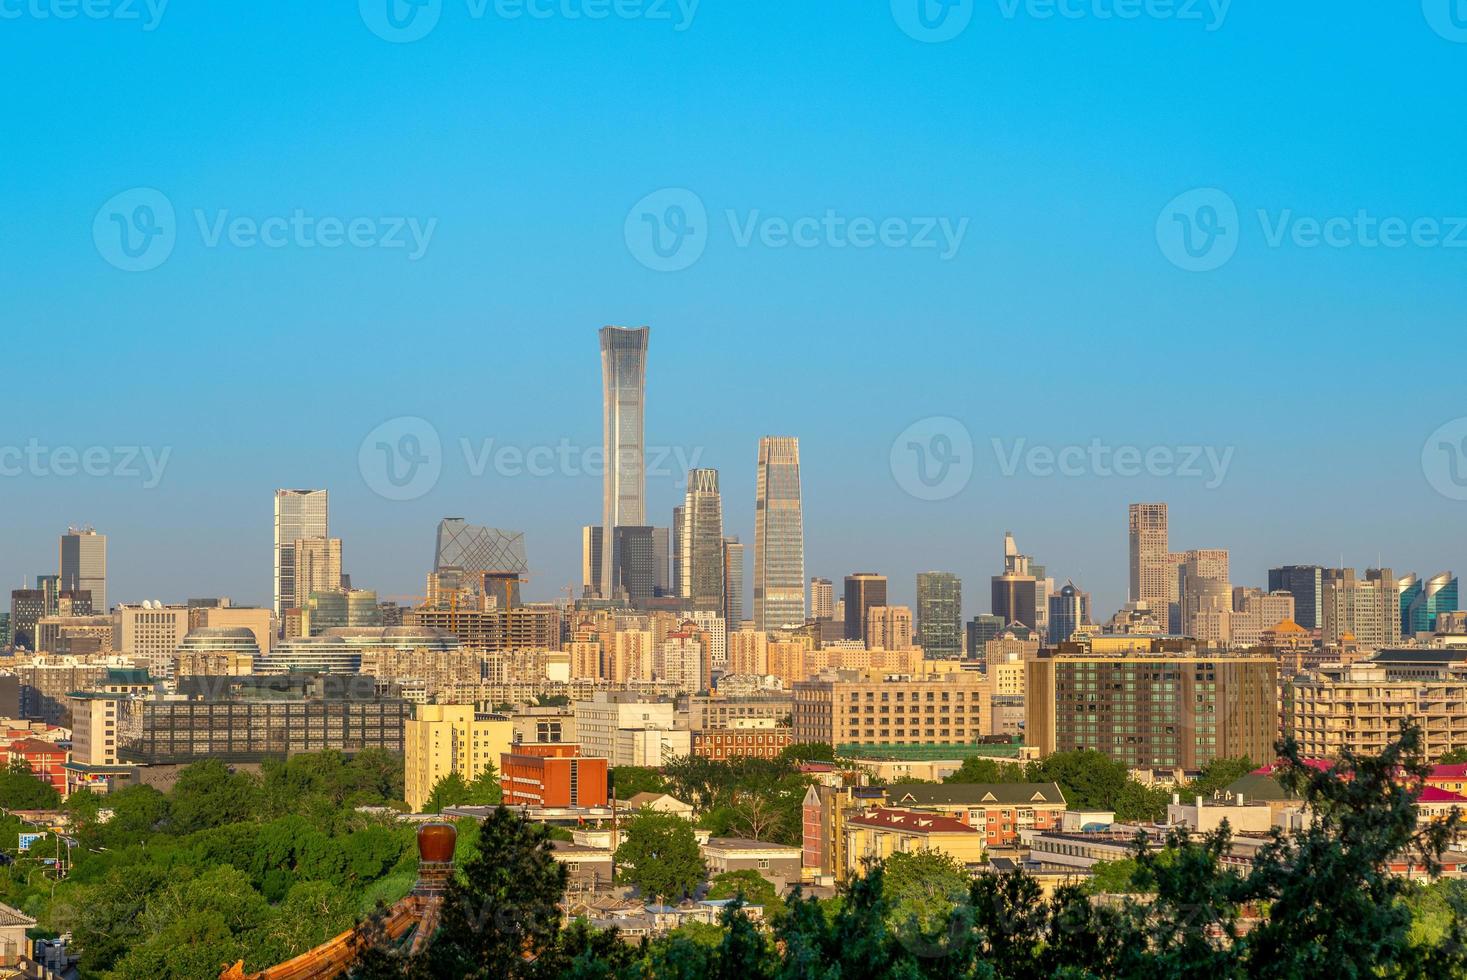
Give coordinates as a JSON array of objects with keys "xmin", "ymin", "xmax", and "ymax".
[
  {"xmin": 599, "ymin": 326, "xmax": 649, "ymax": 598},
  {"xmin": 754, "ymin": 437, "xmax": 805, "ymax": 630},
  {"xmin": 274, "ymin": 489, "xmax": 328, "ymax": 618},
  {"xmin": 916, "ymin": 572, "xmax": 962, "ymax": 659},
  {"xmin": 680, "ymin": 468, "xmax": 725, "ymax": 611}
]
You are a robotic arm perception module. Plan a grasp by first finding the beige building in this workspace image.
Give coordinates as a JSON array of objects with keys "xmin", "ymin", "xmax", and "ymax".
[
  {"xmin": 843, "ymin": 807, "xmax": 987, "ymax": 876},
  {"xmin": 1231, "ymin": 589, "xmax": 1295, "ymax": 649},
  {"xmin": 1289, "ymin": 652, "xmax": 1467, "ymax": 761},
  {"xmin": 293, "ymin": 537, "xmax": 344, "ymax": 607},
  {"xmin": 195, "ymin": 605, "xmax": 276, "ymax": 655},
  {"xmin": 726, "ymin": 630, "xmax": 770, "ymax": 676},
  {"xmin": 792, "ymin": 670, "xmax": 990, "ymax": 749},
  {"xmin": 573, "ymin": 692, "xmax": 684, "ymax": 765},
  {"xmin": 116, "ymin": 603, "xmax": 191, "ymax": 678},
  {"xmin": 865, "ymin": 605, "xmax": 914, "ymax": 651},
  {"xmin": 403, "ymin": 704, "xmax": 514, "ymax": 812},
  {"xmin": 1321, "ymin": 568, "xmax": 1401, "ymax": 651}
]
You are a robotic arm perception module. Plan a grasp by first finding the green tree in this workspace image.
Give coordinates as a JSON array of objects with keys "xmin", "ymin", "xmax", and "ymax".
[
  {"xmin": 420, "ymin": 807, "xmax": 568, "ymax": 979},
  {"xmin": 464, "ymin": 763, "xmax": 502, "ymax": 805},
  {"xmin": 1189, "ymin": 755, "xmax": 1257, "ymax": 800},
  {"xmin": 423, "ymin": 772, "xmax": 470, "ymax": 813},
  {"xmin": 943, "ymin": 756, "xmax": 1026, "ymax": 785},
  {"xmin": 708, "ymin": 869, "xmax": 785, "ymax": 919},
  {"xmin": 168, "ymin": 759, "xmax": 260, "ymax": 834},
  {"xmin": 1436, "ymin": 747, "xmax": 1467, "ymax": 765},
  {"xmin": 0, "ymin": 759, "xmax": 61, "ymax": 809},
  {"xmin": 610, "ymin": 765, "xmax": 668, "ymax": 799},
  {"xmin": 778, "ymin": 742, "xmax": 834, "ymax": 765},
  {"xmin": 881, "ymin": 849, "xmax": 970, "ymax": 935},
  {"xmin": 1113, "ymin": 778, "xmax": 1172, "ymax": 822},
  {"xmin": 615, "ymin": 811, "xmax": 706, "ymax": 902},
  {"xmin": 1025, "ymin": 749, "xmax": 1128, "ymax": 810}
]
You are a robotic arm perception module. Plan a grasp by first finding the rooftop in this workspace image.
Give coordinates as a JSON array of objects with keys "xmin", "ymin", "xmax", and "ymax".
[
  {"xmin": 886, "ymin": 782, "xmax": 1066, "ymax": 808},
  {"xmin": 847, "ymin": 807, "xmax": 976, "ymax": 835}
]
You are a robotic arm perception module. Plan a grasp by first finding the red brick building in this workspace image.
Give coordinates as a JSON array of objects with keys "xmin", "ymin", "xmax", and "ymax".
[
  {"xmin": 883, "ymin": 782, "xmax": 1067, "ymax": 849},
  {"xmin": 500, "ymin": 743, "xmax": 608, "ymax": 808},
  {"xmin": 692, "ymin": 727, "xmax": 792, "ymax": 761},
  {"xmin": 3, "ymin": 738, "xmax": 68, "ymax": 795}
]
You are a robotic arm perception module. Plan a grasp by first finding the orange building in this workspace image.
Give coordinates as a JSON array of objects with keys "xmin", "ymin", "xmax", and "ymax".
[
  {"xmin": 500, "ymin": 743, "xmax": 608, "ymax": 808},
  {"xmin": 692, "ymin": 727, "xmax": 792, "ymax": 761},
  {"xmin": 3, "ymin": 738, "xmax": 68, "ymax": 795}
]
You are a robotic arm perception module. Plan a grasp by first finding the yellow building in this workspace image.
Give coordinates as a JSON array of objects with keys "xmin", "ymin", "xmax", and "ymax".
[
  {"xmin": 403, "ymin": 704, "xmax": 514, "ymax": 812},
  {"xmin": 843, "ymin": 807, "xmax": 987, "ymax": 877}
]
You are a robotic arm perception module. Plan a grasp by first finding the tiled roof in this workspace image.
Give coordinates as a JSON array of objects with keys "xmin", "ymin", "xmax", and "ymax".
[
  {"xmin": 847, "ymin": 807, "xmax": 976, "ymax": 835},
  {"xmin": 1418, "ymin": 787, "xmax": 1467, "ymax": 804},
  {"xmin": 0, "ymin": 902, "xmax": 36, "ymax": 928},
  {"xmin": 1430, "ymin": 764, "xmax": 1467, "ymax": 781},
  {"xmin": 887, "ymin": 782, "xmax": 1066, "ymax": 808}
]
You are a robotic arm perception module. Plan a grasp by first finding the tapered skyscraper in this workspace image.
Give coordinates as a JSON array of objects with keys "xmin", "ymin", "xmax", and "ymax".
[
  {"xmin": 274, "ymin": 489, "xmax": 328, "ymax": 618},
  {"xmin": 679, "ymin": 469, "xmax": 725, "ymax": 611},
  {"xmin": 599, "ymin": 326, "xmax": 649, "ymax": 600},
  {"xmin": 753, "ymin": 436, "xmax": 805, "ymax": 630}
]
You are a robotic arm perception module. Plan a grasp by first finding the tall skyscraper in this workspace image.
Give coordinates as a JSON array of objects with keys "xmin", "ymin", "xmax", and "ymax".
[
  {"xmin": 671, "ymin": 506, "xmax": 685, "ymax": 600},
  {"xmin": 753, "ymin": 436, "xmax": 805, "ymax": 630},
  {"xmin": 60, "ymin": 526, "xmax": 107, "ymax": 613},
  {"xmin": 991, "ymin": 531, "xmax": 1038, "ymax": 629},
  {"xmin": 274, "ymin": 489, "xmax": 328, "ymax": 619},
  {"xmin": 434, "ymin": 519, "xmax": 529, "ymax": 578},
  {"xmin": 613, "ymin": 526, "xmax": 657, "ymax": 607},
  {"xmin": 966, "ymin": 613, "xmax": 1005, "ymax": 661},
  {"xmin": 915, "ymin": 571, "xmax": 962, "ymax": 659},
  {"xmin": 722, "ymin": 537, "xmax": 745, "ymax": 628},
  {"xmin": 1321, "ymin": 567, "xmax": 1401, "ymax": 650},
  {"xmin": 1047, "ymin": 583, "xmax": 1085, "ymax": 645},
  {"xmin": 1268, "ymin": 565, "xmax": 1324, "ymax": 631},
  {"xmin": 293, "ymin": 537, "xmax": 343, "ymax": 607},
  {"xmin": 581, "ymin": 525, "xmax": 603, "ymax": 598},
  {"xmin": 679, "ymin": 469, "xmax": 726, "ymax": 611},
  {"xmin": 1129, "ymin": 503, "xmax": 1178, "ymax": 612},
  {"xmin": 809, "ymin": 577, "xmax": 835, "ymax": 621},
  {"xmin": 1399, "ymin": 571, "xmax": 1458, "ymax": 636},
  {"xmin": 866, "ymin": 605, "xmax": 913, "ymax": 650},
  {"xmin": 599, "ymin": 326, "xmax": 649, "ymax": 599},
  {"xmin": 843, "ymin": 573, "xmax": 888, "ymax": 641},
  {"xmin": 652, "ymin": 527, "xmax": 672, "ymax": 597}
]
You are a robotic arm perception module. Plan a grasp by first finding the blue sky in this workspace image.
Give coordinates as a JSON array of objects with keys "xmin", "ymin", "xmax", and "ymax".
[{"xmin": 2, "ymin": 1, "xmax": 1465, "ymax": 618}]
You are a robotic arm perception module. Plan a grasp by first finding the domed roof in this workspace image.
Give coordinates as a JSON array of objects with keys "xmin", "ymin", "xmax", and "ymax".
[{"xmin": 183, "ymin": 626, "xmax": 258, "ymax": 640}]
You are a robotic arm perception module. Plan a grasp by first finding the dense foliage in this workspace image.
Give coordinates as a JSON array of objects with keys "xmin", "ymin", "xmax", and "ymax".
[{"xmin": 0, "ymin": 751, "xmax": 417, "ymax": 979}]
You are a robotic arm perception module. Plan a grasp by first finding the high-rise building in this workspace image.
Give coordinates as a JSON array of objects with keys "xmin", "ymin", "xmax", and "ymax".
[
  {"xmin": 753, "ymin": 436, "xmax": 805, "ymax": 631},
  {"xmin": 1027, "ymin": 641, "xmax": 1277, "ymax": 769},
  {"xmin": 1047, "ymin": 583, "xmax": 1085, "ymax": 645},
  {"xmin": 865, "ymin": 605, "xmax": 913, "ymax": 650},
  {"xmin": 1268, "ymin": 565, "xmax": 1324, "ymax": 631},
  {"xmin": 434, "ymin": 519, "xmax": 529, "ymax": 589},
  {"xmin": 966, "ymin": 614, "xmax": 1004, "ymax": 661},
  {"xmin": 1129, "ymin": 503, "xmax": 1179, "ymax": 612},
  {"xmin": 843, "ymin": 573, "xmax": 888, "ymax": 641},
  {"xmin": 274, "ymin": 489, "xmax": 328, "ymax": 619},
  {"xmin": 293, "ymin": 537, "xmax": 343, "ymax": 608},
  {"xmin": 679, "ymin": 468, "xmax": 725, "ymax": 612},
  {"xmin": 1176, "ymin": 549, "xmax": 1231, "ymax": 646},
  {"xmin": 60, "ymin": 527, "xmax": 107, "ymax": 613},
  {"xmin": 915, "ymin": 572, "xmax": 962, "ymax": 659},
  {"xmin": 652, "ymin": 527, "xmax": 672, "ymax": 597},
  {"xmin": 671, "ymin": 506, "xmax": 684, "ymax": 601},
  {"xmin": 1398, "ymin": 572, "xmax": 1458, "ymax": 636},
  {"xmin": 991, "ymin": 532, "xmax": 1038, "ymax": 629},
  {"xmin": 599, "ymin": 325, "xmax": 650, "ymax": 599},
  {"xmin": 810, "ymin": 578, "xmax": 835, "ymax": 621},
  {"xmin": 581, "ymin": 525, "xmax": 604, "ymax": 598},
  {"xmin": 723, "ymin": 538, "xmax": 745, "ymax": 628},
  {"xmin": 1322, "ymin": 568, "xmax": 1401, "ymax": 650},
  {"xmin": 613, "ymin": 526, "xmax": 658, "ymax": 607}
]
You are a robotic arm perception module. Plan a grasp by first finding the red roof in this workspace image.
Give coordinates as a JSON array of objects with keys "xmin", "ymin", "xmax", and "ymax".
[
  {"xmin": 1251, "ymin": 759, "xmax": 1333, "ymax": 776},
  {"xmin": 1417, "ymin": 786, "xmax": 1467, "ymax": 804},
  {"xmin": 7, "ymin": 738, "xmax": 66, "ymax": 756},
  {"xmin": 1429, "ymin": 764, "xmax": 1467, "ymax": 781},
  {"xmin": 847, "ymin": 807, "xmax": 975, "ymax": 835}
]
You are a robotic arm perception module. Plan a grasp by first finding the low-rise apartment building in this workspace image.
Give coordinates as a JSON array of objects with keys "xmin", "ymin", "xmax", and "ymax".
[
  {"xmin": 792, "ymin": 670, "xmax": 991, "ymax": 753},
  {"xmin": 501, "ymin": 743, "xmax": 608, "ymax": 808}
]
